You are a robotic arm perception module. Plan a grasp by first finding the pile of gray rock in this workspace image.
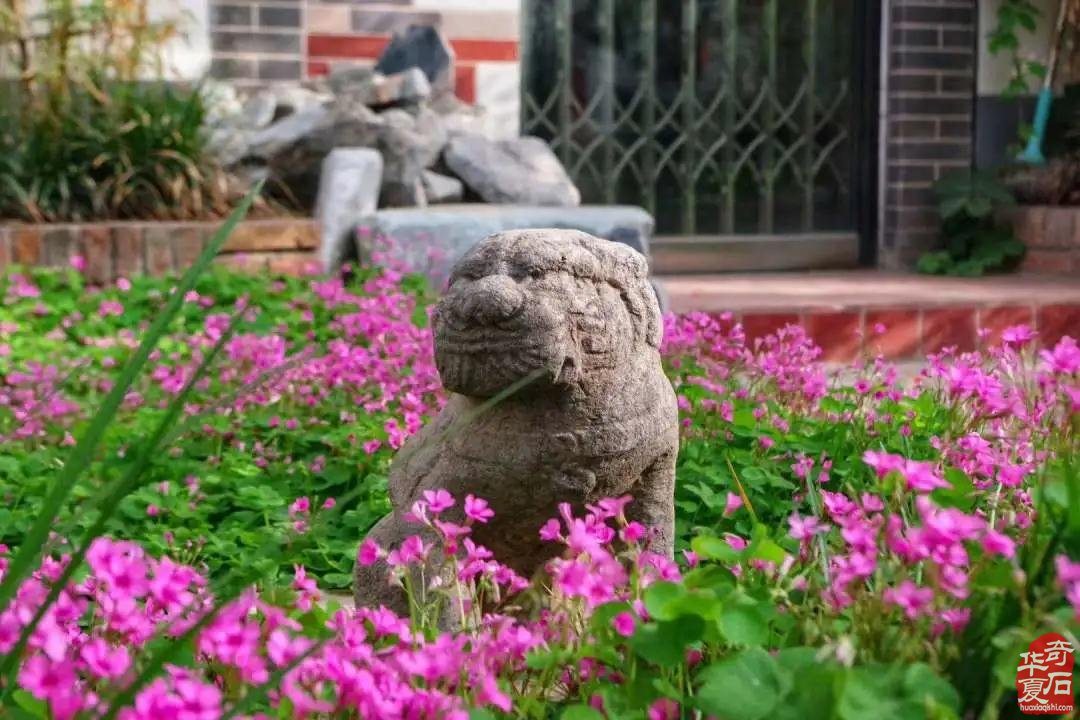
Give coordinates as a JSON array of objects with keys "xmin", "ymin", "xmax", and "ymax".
[{"xmin": 202, "ymin": 25, "xmax": 583, "ymax": 268}]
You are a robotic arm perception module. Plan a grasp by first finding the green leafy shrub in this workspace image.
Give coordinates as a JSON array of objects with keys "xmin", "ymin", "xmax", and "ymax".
[
  {"xmin": 0, "ymin": 0, "xmax": 230, "ymax": 222},
  {"xmin": 918, "ymin": 170, "xmax": 1025, "ymax": 277}
]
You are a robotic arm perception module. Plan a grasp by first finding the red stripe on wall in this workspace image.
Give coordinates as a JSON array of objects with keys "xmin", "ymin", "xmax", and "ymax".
[
  {"xmin": 308, "ymin": 34, "xmax": 519, "ymax": 63},
  {"xmin": 307, "ymin": 61, "xmax": 330, "ymax": 78},
  {"xmin": 455, "ymin": 64, "xmax": 476, "ymax": 104},
  {"xmin": 308, "ymin": 34, "xmax": 390, "ymax": 59},
  {"xmin": 449, "ymin": 39, "xmax": 519, "ymax": 62}
]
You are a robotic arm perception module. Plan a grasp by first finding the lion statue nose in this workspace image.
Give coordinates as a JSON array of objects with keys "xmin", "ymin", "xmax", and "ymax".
[{"xmin": 458, "ymin": 274, "xmax": 525, "ymax": 325}]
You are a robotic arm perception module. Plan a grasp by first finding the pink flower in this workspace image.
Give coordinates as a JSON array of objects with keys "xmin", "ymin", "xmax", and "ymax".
[
  {"xmin": 1001, "ymin": 324, "xmax": 1035, "ymax": 346},
  {"xmin": 981, "ymin": 529, "xmax": 1015, "ymax": 559},
  {"xmin": 788, "ymin": 513, "xmax": 827, "ymax": 540},
  {"xmin": 1057, "ymin": 555, "xmax": 1080, "ymax": 584},
  {"xmin": 422, "ymin": 489, "xmax": 454, "ymax": 514},
  {"xmin": 363, "ymin": 439, "xmax": 382, "ymax": 455},
  {"xmin": 863, "ymin": 450, "xmax": 905, "ymax": 478},
  {"xmin": 69, "ymin": 255, "xmax": 86, "ymax": 273},
  {"xmin": 539, "ymin": 518, "xmax": 562, "ymax": 542},
  {"xmin": 621, "ymin": 522, "xmax": 646, "ymax": 544},
  {"xmin": 464, "ymin": 495, "xmax": 494, "ymax": 523},
  {"xmin": 901, "ymin": 460, "xmax": 950, "ymax": 493},
  {"xmin": 723, "ymin": 491, "xmax": 743, "ymax": 517},
  {"xmin": 612, "ymin": 611, "xmax": 636, "ymax": 637},
  {"xmin": 883, "ymin": 580, "xmax": 935, "ymax": 619},
  {"xmin": 387, "ymin": 535, "xmax": 427, "ymax": 566},
  {"xmin": 81, "ymin": 638, "xmax": 131, "ymax": 679},
  {"xmin": 357, "ymin": 538, "xmax": 382, "ymax": 566},
  {"xmin": 649, "ymin": 698, "xmax": 681, "ymax": 720}
]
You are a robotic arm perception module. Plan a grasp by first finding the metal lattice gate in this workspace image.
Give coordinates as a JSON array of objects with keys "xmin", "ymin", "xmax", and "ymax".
[{"xmin": 521, "ymin": 0, "xmax": 877, "ymax": 266}]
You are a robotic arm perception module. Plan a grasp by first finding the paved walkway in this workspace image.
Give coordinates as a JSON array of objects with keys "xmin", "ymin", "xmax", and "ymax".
[{"xmin": 658, "ymin": 272, "xmax": 1080, "ymax": 361}]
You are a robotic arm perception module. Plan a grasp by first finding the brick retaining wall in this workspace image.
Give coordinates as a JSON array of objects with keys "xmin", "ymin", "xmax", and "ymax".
[
  {"xmin": 0, "ymin": 219, "xmax": 320, "ymax": 283},
  {"xmin": 1012, "ymin": 206, "xmax": 1080, "ymax": 275}
]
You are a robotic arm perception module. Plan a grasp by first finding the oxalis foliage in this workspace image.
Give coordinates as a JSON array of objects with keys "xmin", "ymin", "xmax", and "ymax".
[{"xmin": 0, "ymin": 223, "xmax": 1078, "ymax": 718}]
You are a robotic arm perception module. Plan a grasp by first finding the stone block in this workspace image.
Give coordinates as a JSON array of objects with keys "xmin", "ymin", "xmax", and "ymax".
[
  {"xmin": 112, "ymin": 225, "xmax": 145, "ymax": 278},
  {"xmin": 356, "ymin": 204, "xmax": 654, "ymax": 281},
  {"xmin": 143, "ymin": 226, "xmax": 177, "ymax": 275},
  {"xmin": 78, "ymin": 225, "xmax": 114, "ymax": 285},
  {"xmin": 42, "ymin": 227, "xmax": 76, "ymax": 268},
  {"xmin": 375, "ymin": 25, "xmax": 455, "ymax": 95},
  {"xmin": 222, "ymin": 220, "xmax": 319, "ymax": 253},
  {"xmin": 444, "ymin": 134, "xmax": 579, "ymax": 206},
  {"xmin": 421, "ymin": 170, "xmax": 463, "ymax": 204},
  {"xmin": 11, "ymin": 226, "xmax": 42, "ymax": 265},
  {"xmin": 315, "ymin": 148, "xmax": 384, "ymax": 270}
]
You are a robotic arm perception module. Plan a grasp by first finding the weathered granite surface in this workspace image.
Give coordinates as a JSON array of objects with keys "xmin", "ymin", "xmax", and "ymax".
[{"xmin": 354, "ymin": 230, "xmax": 679, "ymax": 614}]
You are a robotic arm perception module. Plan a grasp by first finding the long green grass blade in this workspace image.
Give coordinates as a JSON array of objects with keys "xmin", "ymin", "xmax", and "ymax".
[{"xmin": 0, "ymin": 182, "xmax": 262, "ymax": 614}]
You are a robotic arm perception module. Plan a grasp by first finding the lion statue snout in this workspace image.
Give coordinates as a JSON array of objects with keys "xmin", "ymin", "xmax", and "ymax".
[
  {"xmin": 442, "ymin": 274, "xmax": 526, "ymax": 327},
  {"xmin": 433, "ymin": 272, "xmax": 565, "ymax": 398}
]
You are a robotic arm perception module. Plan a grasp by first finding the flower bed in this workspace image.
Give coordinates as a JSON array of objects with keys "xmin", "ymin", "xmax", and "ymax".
[{"xmin": 0, "ymin": 256, "xmax": 1077, "ymax": 718}]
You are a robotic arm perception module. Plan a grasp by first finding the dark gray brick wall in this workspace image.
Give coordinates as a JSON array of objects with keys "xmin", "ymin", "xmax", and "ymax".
[
  {"xmin": 881, "ymin": 0, "xmax": 977, "ymax": 269},
  {"xmin": 209, "ymin": 1, "xmax": 304, "ymax": 84}
]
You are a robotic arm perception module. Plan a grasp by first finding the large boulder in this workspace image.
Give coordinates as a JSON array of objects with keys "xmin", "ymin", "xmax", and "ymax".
[
  {"xmin": 422, "ymin": 170, "xmax": 464, "ymax": 204},
  {"xmin": 444, "ymin": 134, "xmax": 580, "ymax": 206},
  {"xmin": 333, "ymin": 68, "xmax": 432, "ymax": 109},
  {"xmin": 377, "ymin": 108, "xmax": 448, "ymax": 207},
  {"xmin": 249, "ymin": 98, "xmax": 447, "ymax": 210},
  {"xmin": 354, "ymin": 204, "xmax": 654, "ymax": 281},
  {"xmin": 316, "ymin": 149, "xmax": 384, "ymax": 271},
  {"xmin": 375, "ymin": 25, "xmax": 455, "ymax": 96},
  {"xmin": 328, "ymin": 63, "xmax": 376, "ymax": 96}
]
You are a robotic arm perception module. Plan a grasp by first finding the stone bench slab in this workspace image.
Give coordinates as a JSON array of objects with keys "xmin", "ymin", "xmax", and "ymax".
[{"xmin": 354, "ymin": 204, "xmax": 654, "ymax": 279}]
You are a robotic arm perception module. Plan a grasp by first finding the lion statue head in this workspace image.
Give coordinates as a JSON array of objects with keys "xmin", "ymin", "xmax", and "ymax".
[{"xmin": 432, "ymin": 229, "xmax": 663, "ymax": 398}]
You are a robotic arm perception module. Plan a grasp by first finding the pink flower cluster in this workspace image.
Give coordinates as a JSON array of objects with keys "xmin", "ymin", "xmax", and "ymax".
[{"xmin": 3, "ymin": 492, "xmax": 685, "ymax": 719}]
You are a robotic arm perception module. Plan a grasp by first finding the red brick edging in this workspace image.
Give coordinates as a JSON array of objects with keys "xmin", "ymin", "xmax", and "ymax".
[
  {"xmin": 740, "ymin": 305, "xmax": 1080, "ymax": 362},
  {"xmin": 0, "ymin": 219, "xmax": 320, "ymax": 284}
]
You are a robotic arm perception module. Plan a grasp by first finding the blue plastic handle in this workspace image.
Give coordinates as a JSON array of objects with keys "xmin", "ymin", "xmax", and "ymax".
[{"xmin": 1018, "ymin": 87, "xmax": 1053, "ymax": 165}]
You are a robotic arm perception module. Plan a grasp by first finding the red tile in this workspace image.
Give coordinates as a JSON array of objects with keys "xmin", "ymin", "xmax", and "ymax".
[
  {"xmin": 977, "ymin": 306, "xmax": 1035, "ymax": 349},
  {"xmin": 740, "ymin": 313, "xmax": 802, "ymax": 347},
  {"xmin": 1037, "ymin": 304, "xmax": 1080, "ymax": 348},
  {"xmin": 455, "ymin": 64, "xmax": 476, "ymax": 103},
  {"xmin": 307, "ymin": 61, "xmax": 330, "ymax": 78},
  {"xmin": 921, "ymin": 308, "xmax": 977, "ymax": 355},
  {"xmin": 308, "ymin": 34, "xmax": 390, "ymax": 59},
  {"xmin": 865, "ymin": 310, "xmax": 921, "ymax": 360},
  {"xmin": 449, "ymin": 39, "xmax": 519, "ymax": 62},
  {"xmin": 804, "ymin": 312, "xmax": 863, "ymax": 362}
]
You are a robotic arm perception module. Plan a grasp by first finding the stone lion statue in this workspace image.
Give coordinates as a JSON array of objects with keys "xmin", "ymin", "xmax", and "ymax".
[{"xmin": 354, "ymin": 229, "xmax": 679, "ymax": 612}]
